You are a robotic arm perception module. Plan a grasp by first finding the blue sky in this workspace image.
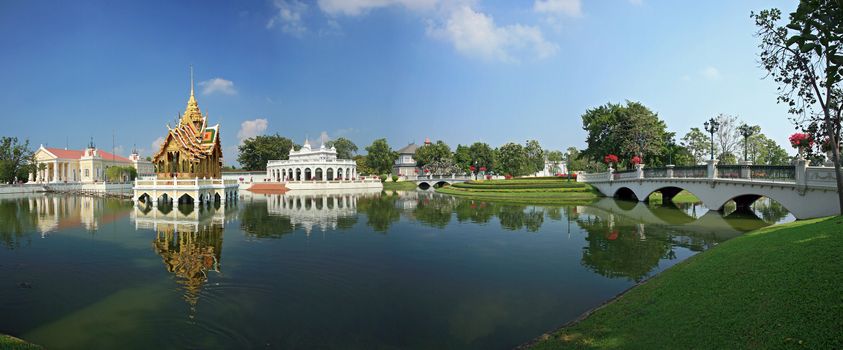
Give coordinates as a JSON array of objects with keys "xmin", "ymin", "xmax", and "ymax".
[{"xmin": 0, "ymin": 0, "xmax": 800, "ymax": 165}]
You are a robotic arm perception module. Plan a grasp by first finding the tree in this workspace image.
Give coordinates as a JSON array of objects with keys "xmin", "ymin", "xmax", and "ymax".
[
  {"xmin": 414, "ymin": 140, "xmax": 451, "ymax": 167},
  {"xmin": 237, "ymin": 134, "xmax": 295, "ymax": 171},
  {"xmin": 353, "ymin": 155, "xmax": 375, "ymax": 176},
  {"xmin": 524, "ymin": 140, "xmax": 545, "ymax": 175},
  {"xmin": 747, "ymin": 133, "xmax": 790, "ymax": 165},
  {"xmin": 453, "ymin": 144, "xmax": 472, "ymax": 172},
  {"xmin": 105, "ymin": 166, "xmax": 137, "ymax": 182},
  {"xmin": 0, "ymin": 137, "xmax": 34, "ymax": 184},
  {"xmin": 546, "ymin": 150, "xmax": 564, "ymax": 174},
  {"xmin": 468, "ymin": 142, "xmax": 495, "ymax": 172},
  {"xmin": 365, "ymin": 139, "xmax": 397, "ymax": 175},
  {"xmin": 713, "ymin": 114, "xmax": 741, "ymax": 160},
  {"xmin": 325, "ymin": 137, "xmax": 358, "ymax": 160},
  {"xmin": 566, "ymin": 147, "xmax": 603, "ymax": 172},
  {"xmin": 681, "ymin": 128, "xmax": 713, "ymax": 164},
  {"xmin": 496, "ymin": 143, "xmax": 527, "ymax": 177},
  {"xmin": 581, "ymin": 101, "xmax": 668, "ymax": 169},
  {"xmin": 752, "ymin": 4, "xmax": 843, "ymax": 211}
]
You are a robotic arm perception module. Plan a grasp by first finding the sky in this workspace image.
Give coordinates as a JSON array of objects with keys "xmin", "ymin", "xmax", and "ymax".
[{"xmin": 0, "ymin": 0, "xmax": 801, "ymax": 165}]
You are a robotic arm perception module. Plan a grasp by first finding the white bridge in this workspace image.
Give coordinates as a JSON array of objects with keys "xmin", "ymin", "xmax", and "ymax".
[
  {"xmin": 409, "ymin": 175, "xmax": 472, "ymax": 189},
  {"xmin": 578, "ymin": 160, "xmax": 840, "ymax": 219}
]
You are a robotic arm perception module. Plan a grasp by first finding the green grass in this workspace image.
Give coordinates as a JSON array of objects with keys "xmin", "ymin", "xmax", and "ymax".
[
  {"xmin": 381, "ymin": 181, "xmax": 419, "ymax": 191},
  {"xmin": 528, "ymin": 216, "xmax": 843, "ymax": 349},
  {"xmin": 0, "ymin": 335, "xmax": 42, "ymax": 350},
  {"xmin": 647, "ymin": 190, "xmax": 700, "ymax": 204},
  {"xmin": 437, "ymin": 179, "xmax": 599, "ymax": 204}
]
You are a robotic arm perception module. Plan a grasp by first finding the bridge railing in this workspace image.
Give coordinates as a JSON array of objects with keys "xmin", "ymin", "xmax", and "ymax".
[
  {"xmin": 716, "ymin": 165, "xmax": 742, "ymax": 179},
  {"xmin": 613, "ymin": 170, "xmax": 639, "ymax": 180},
  {"xmin": 750, "ymin": 165, "xmax": 796, "ymax": 181},
  {"xmin": 672, "ymin": 166, "xmax": 708, "ymax": 178}
]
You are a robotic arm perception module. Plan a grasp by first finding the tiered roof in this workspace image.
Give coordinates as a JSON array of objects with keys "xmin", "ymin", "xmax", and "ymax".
[{"xmin": 153, "ymin": 74, "xmax": 221, "ymax": 163}]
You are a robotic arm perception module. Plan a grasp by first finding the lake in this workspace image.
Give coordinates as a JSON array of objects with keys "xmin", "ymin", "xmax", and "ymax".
[{"xmin": 0, "ymin": 190, "xmax": 792, "ymax": 349}]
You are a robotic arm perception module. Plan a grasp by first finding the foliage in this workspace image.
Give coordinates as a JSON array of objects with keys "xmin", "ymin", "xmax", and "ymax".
[
  {"xmin": 524, "ymin": 139, "xmax": 545, "ymax": 175},
  {"xmin": 603, "ymin": 154, "xmax": 618, "ymax": 165},
  {"xmin": 713, "ymin": 113, "xmax": 742, "ymax": 159},
  {"xmin": 453, "ymin": 144, "xmax": 471, "ymax": 172},
  {"xmin": 747, "ymin": 133, "xmax": 790, "ymax": 165},
  {"xmin": 353, "ymin": 155, "xmax": 375, "ymax": 176},
  {"xmin": 581, "ymin": 101, "xmax": 668, "ymax": 169},
  {"xmin": 566, "ymin": 147, "xmax": 603, "ymax": 172},
  {"xmin": 531, "ymin": 216, "xmax": 843, "ymax": 349},
  {"xmin": 752, "ymin": 3, "xmax": 843, "ymax": 208},
  {"xmin": 237, "ymin": 134, "xmax": 295, "ymax": 171},
  {"xmin": 105, "ymin": 166, "xmax": 137, "ymax": 182},
  {"xmin": 495, "ymin": 142, "xmax": 528, "ymax": 176},
  {"xmin": 414, "ymin": 140, "xmax": 452, "ymax": 167},
  {"xmin": 379, "ymin": 174, "xmax": 387, "ymax": 183},
  {"xmin": 788, "ymin": 132, "xmax": 813, "ymax": 148},
  {"xmin": 718, "ymin": 151, "xmax": 738, "ymax": 165},
  {"xmin": 546, "ymin": 150, "xmax": 564, "ymax": 174},
  {"xmin": 391, "ymin": 175, "xmax": 398, "ymax": 182},
  {"xmin": 681, "ymin": 127, "xmax": 713, "ymax": 164},
  {"xmin": 0, "ymin": 137, "xmax": 34, "ymax": 184},
  {"xmin": 465, "ymin": 142, "xmax": 496, "ymax": 173},
  {"xmin": 325, "ymin": 137, "xmax": 358, "ymax": 159},
  {"xmin": 364, "ymin": 138, "xmax": 397, "ymax": 175}
]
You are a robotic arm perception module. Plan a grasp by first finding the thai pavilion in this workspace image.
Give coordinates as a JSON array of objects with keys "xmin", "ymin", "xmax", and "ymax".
[
  {"xmin": 133, "ymin": 70, "xmax": 238, "ymax": 207},
  {"xmin": 265, "ymin": 139, "xmax": 382, "ymax": 190}
]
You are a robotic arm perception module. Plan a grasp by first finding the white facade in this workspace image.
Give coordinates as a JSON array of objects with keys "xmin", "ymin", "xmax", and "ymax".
[
  {"xmin": 31, "ymin": 145, "xmax": 154, "ymax": 184},
  {"xmin": 530, "ymin": 160, "xmax": 569, "ymax": 177},
  {"xmin": 266, "ymin": 139, "xmax": 358, "ymax": 182}
]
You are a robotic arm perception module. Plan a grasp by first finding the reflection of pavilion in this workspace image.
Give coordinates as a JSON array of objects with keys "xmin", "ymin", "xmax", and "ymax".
[
  {"xmin": 131, "ymin": 205, "xmax": 235, "ymax": 313},
  {"xmin": 263, "ymin": 190, "xmax": 368, "ymax": 235}
]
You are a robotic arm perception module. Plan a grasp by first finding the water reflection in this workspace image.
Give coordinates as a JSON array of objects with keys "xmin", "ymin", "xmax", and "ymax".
[
  {"xmin": 131, "ymin": 205, "xmax": 236, "ymax": 314},
  {"xmin": 239, "ymin": 190, "xmax": 368, "ymax": 237}
]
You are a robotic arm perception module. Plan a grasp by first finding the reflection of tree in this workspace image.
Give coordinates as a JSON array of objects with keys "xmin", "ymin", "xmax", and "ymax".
[
  {"xmin": 496, "ymin": 205, "xmax": 544, "ymax": 232},
  {"xmin": 239, "ymin": 202, "xmax": 295, "ymax": 238},
  {"xmin": 413, "ymin": 195, "xmax": 456, "ymax": 228},
  {"xmin": 0, "ymin": 199, "xmax": 37, "ymax": 249},
  {"xmin": 152, "ymin": 223, "xmax": 223, "ymax": 312},
  {"xmin": 752, "ymin": 198, "xmax": 790, "ymax": 223},
  {"xmin": 454, "ymin": 200, "xmax": 496, "ymax": 224},
  {"xmin": 577, "ymin": 216, "xmax": 672, "ymax": 282},
  {"xmin": 356, "ymin": 194, "xmax": 400, "ymax": 232}
]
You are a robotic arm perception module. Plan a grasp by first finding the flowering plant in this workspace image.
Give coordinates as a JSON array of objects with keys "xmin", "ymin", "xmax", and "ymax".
[
  {"xmin": 479, "ymin": 166, "xmax": 487, "ymax": 172},
  {"xmin": 603, "ymin": 154, "xmax": 619, "ymax": 165},
  {"xmin": 469, "ymin": 165, "xmax": 476, "ymax": 172},
  {"xmin": 631, "ymin": 155, "xmax": 642, "ymax": 165},
  {"xmin": 424, "ymin": 169, "xmax": 430, "ymax": 173},
  {"xmin": 789, "ymin": 133, "xmax": 813, "ymax": 148}
]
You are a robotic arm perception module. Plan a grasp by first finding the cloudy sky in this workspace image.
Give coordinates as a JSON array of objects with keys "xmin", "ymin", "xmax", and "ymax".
[{"xmin": 0, "ymin": 0, "xmax": 799, "ymax": 165}]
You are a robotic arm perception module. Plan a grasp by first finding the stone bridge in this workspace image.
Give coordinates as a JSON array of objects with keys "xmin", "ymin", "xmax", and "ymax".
[
  {"xmin": 578, "ymin": 160, "xmax": 840, "ymax": 219},
  {"xmin": 410, "ymin": 175, "xmax": 471, "ymax": 189}
]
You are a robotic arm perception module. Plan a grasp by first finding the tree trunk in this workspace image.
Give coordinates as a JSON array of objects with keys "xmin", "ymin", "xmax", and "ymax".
[{"xmin": 831, "ymin": 134, "xmax": 843, "ymax": 216}]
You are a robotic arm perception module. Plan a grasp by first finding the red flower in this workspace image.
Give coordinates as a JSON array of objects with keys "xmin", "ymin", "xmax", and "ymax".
[
  {"xmin": 469, "ymin": 165, "xmax": 476, "ymax": 171},
  {"xmin": 608, "ymin": 230, "xmax": 619, "ymax": 241},
  {"xmin": 479, "ymin": 166, "xmax": 487, "ymax": 171},
  {"xmin": 603, "ymin": 154, "xmax": 619, "ymax": 164},
  {"xmin": 414, "ymin": 169, "xmax": 419, "ymax": 173},
  {"xmin": 424, "ymin": 169, "xmax": 430, "ymax": 173},
  {"xmin": 631, "ymin": 155, "xmax": 642, "ymax": 165},
  {"xmin": 789, "ymin": 133, "xmax": 813, "ymax": 148}
]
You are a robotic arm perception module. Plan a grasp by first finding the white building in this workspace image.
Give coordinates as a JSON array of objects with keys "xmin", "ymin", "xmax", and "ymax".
[
  {"xmin": 393, "ymin": 143, "xmax": 418, "ymax": 177},
  {"xmin": 31, "ymin": 142, "xmax": 154, "ymax": 183},
  {"xmin": 530, "ymin": 160, "xmax": 569, "ymax": 177},
  {"xmin": 267, "ymin": 139, "xmax": 358, "ymax": 182}
]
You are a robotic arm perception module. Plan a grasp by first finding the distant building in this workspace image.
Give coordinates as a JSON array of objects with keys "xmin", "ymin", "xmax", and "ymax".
[
  {"xmin": 393, "ymin": 143, "xmax": 419, "ymax": 177},
  {"xmin": 267, "ymin": 138, "xmax": 358, "ymax": 181},
  {"xmin": 530, "ymin": 160, "xmax": 569, "ymax": 177},
  {"xmin": 31, "ymin": 141, "xmax": 153, "ymax": 183}
]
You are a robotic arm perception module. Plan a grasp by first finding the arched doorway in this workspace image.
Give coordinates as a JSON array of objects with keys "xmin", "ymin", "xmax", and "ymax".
[
  {"xmin": 305, "ymin": 168, "xmax": 312, "ymax": 181},
  {"xmin": 315, "ymin": 168, "xmax": 323, "ymax": 181},
  {"xmin": 327, "ymin": 168, "xmax": 334, "ymax": 181}
]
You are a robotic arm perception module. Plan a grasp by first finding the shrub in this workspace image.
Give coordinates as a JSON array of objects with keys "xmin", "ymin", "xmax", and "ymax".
[
  {"xmin": 504, "ymin": 174, "xmax": 513, "ymax": 180},
  {"xmin": 379, "ymin": 174, "xmax": 387, "ymax": 183},
  {"xmin": 391, "ymin": 175, "xmax": 399, "ymax": 182}
]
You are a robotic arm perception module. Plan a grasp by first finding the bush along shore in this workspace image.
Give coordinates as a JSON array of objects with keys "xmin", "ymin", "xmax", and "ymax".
[
  {"xmin": 526, "ymin": 216, "xmax": 843, "ymax": 349},
  {"xmin": 0, "ymin": 334, "xmax": 42, "ymax": 350},
  {"xmin": 436, "ymin": 177, "xmax": 599, "ymax": 204}
]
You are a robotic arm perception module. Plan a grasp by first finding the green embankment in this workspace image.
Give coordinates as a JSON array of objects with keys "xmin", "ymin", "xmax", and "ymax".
[
  {"xmin": 382, "ymin": 181, "xmax": 418, "ymax": 191},
  {"xmin": 647, "ymin": 190, "xmax": 700, "ymax": 204},
  {"xmin": 0, "ymin": 335, "xmax": 42, "ymax": 350},
  {"xmin": 436, "ymin": 178, "xmax": 599, "ymax": 204},
  {"xmin": 529, "ymin": 216, "xmax": 843, "ymax": 349}
]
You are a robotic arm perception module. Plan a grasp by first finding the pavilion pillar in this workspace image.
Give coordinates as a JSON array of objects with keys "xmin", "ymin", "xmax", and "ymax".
[{"xmin": 52, "ymin": 161, "xmax": 58, "ymax": 183}]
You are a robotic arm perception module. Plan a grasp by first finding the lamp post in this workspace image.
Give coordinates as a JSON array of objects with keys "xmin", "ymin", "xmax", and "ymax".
[
  {"xmin": 703, "ymin": 117, "xmax": 720, "ymax": 160},
  {"xmin": 738, "ymin": 124, "xmax": 754, "ymax": 162},
  {"xmin": 666, "ymin": 135, "xmax": 675, "ymax": 165}
]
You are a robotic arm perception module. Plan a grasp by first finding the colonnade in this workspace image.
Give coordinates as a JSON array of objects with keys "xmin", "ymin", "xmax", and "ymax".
[
  {"xmin": 31, "ymin": 161, "xmax": 84, "ymax": 183},
  {"xmin": 267, "ymin": 166, "xmax": 357, "ymax": 182}
]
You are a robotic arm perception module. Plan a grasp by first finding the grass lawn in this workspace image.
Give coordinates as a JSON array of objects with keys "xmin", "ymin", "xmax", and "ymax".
[
  {"xmin": 0, "ymin": 335, "xmax": 42, "ymax": 350},
  {"xmin": 647, "ymin": 190, "xmax": 700, "ymax": 204},
  {"xmin": 437, "ymin": 178, "xmax": 599, "ymax": 204},
  {"xmin": 381, "ymin": 181, "xmax": 419, "ymax": 191},
  {"xmin": 528, "ymin": 216, "xmax": 843, "ymax": 349}
]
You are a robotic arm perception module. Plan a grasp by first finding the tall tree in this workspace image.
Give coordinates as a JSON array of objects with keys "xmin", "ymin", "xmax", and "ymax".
[
  {"xmin": 365, "ymin": 138, "xmax": 398, "ymax": 175},
  {"xmin": 747, "ymin": 133, "xmax": 790, "ymax": 165},
  {"xmin": 453, "ymin": 144, "xmax": 471, "ymax": 172},
  {"xmin": 496, "ymin": 143, "xmax": 527, "ymax": 176},
  {"xmin": 714, "ymin": 114, "xmax": 742, "ymax": 160},
  {"xmin": 681, "ymin": 128, "xmax": 713, "ymax": 164},
  {"xmin": 237, "ymin": 134, "xmax": 295, "ymax": 171},
  {"xmin": 325, "ymin": 137, "xmax": 358, "ymax": 159},
  {"xmin": 546, "ymin": 150, "xmax": 565, "ymax": 174},
  {"xmin": 753, "ymin": 3, "xmax": 843, "ymax": 210},
  {"xmin": 0, "ymin": 137, "xmax": 34, "ymax": 184},
  {"xmin": 581, "ymin": 101, "xmax": 668, "ymax": 169},
  {"xmin": 414, "ymin": 140, "xmax": 452, "ymax": 167},
  {"xmin": 468, "ymin": 142, "xmax": 496, "ymax": 172},
  {"xmin": 524, "ymin": 140, "xmax": 545, "ymax": 175}
]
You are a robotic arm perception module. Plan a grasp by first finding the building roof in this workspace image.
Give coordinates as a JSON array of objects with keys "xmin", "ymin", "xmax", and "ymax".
[
  {"xmin": 44, "ymin": 147, "xmax": 132, "ymax": 163},
  {"xmin": 397, "ymin": 143, "xmax": 418, "ymax": 154}
]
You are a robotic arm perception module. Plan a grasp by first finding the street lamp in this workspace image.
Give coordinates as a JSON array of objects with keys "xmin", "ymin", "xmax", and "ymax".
[
  {"xmin": 703, "ymin": 117, "xmax": 720, "ymax": 160},
  {"xmin": 738, "ymin": 124, "xmax": 755, "ymax": 162},
  {"xmin": 666, "ymin": 135, "xmax": 675, "ymax": 165}
]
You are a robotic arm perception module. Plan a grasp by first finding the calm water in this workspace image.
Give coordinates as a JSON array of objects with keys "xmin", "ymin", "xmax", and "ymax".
[{"xmin": 0, "ymin": 190, "xmax": 792, "ymax": 349}]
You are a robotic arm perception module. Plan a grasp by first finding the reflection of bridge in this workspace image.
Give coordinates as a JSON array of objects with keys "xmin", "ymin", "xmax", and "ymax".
[
  {"xmin": 579, "ymin": 161, "xmax": 840, "ymax": 219},
  {"xmin": 409, "ymin": 175, "xmax": 471, "ymax": 189}
]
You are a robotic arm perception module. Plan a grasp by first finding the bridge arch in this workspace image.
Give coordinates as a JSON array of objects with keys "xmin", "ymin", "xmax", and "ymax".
[
  {"xmin": 418, "ymin": 182, "xmax": 431, "ymax": 190},
  {"xmin": 613, "ymin": 187, "xmax": 640, "ymax": 201},
  {"xmin": 434, "ymin": 181, "xmax": 450, "ymax": 188}
]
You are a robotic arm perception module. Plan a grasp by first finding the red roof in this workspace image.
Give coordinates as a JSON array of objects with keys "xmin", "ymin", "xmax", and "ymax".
[{"xmin": 45, "ymin": 147, "xmax": 132, "ymax": 163}]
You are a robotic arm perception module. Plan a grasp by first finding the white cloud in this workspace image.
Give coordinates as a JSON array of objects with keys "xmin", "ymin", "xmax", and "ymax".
[
  {"xmin": 317, "ymin": 0, "xmax": 439, "ymax": 16},
  {"xmin": 151, "ymin": 137, "xmax": 165, "ymax": 152},
  {"xmin": 319, "ymin": 131, "xmax": 330, "ymax": 145},
  {"xmin": 534, "ymin": 0, "xmax": 581, "ymax": 17},
  {"xmin": 427, "ymin": 5, "xmax": 558, "ymax": 62},
  {"xmin": 237, "ymin": 118, "xmax": 269, "ymax": 144},
  {"xmin": 701, "ymin": 66, "xmax": 721, "ymax": 80},
  {"xmin": 198, "ymin": 78, "xmax": 237, "ymax": 96},
  {"xmin": 267, "ymin": 0, "xmax": 308, "ymax": 36}
]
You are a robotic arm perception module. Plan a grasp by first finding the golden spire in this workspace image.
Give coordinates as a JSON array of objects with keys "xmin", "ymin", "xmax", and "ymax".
[{"xmin": 181, "ymin": 65, "xmax": 204, "ymax": 131}]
